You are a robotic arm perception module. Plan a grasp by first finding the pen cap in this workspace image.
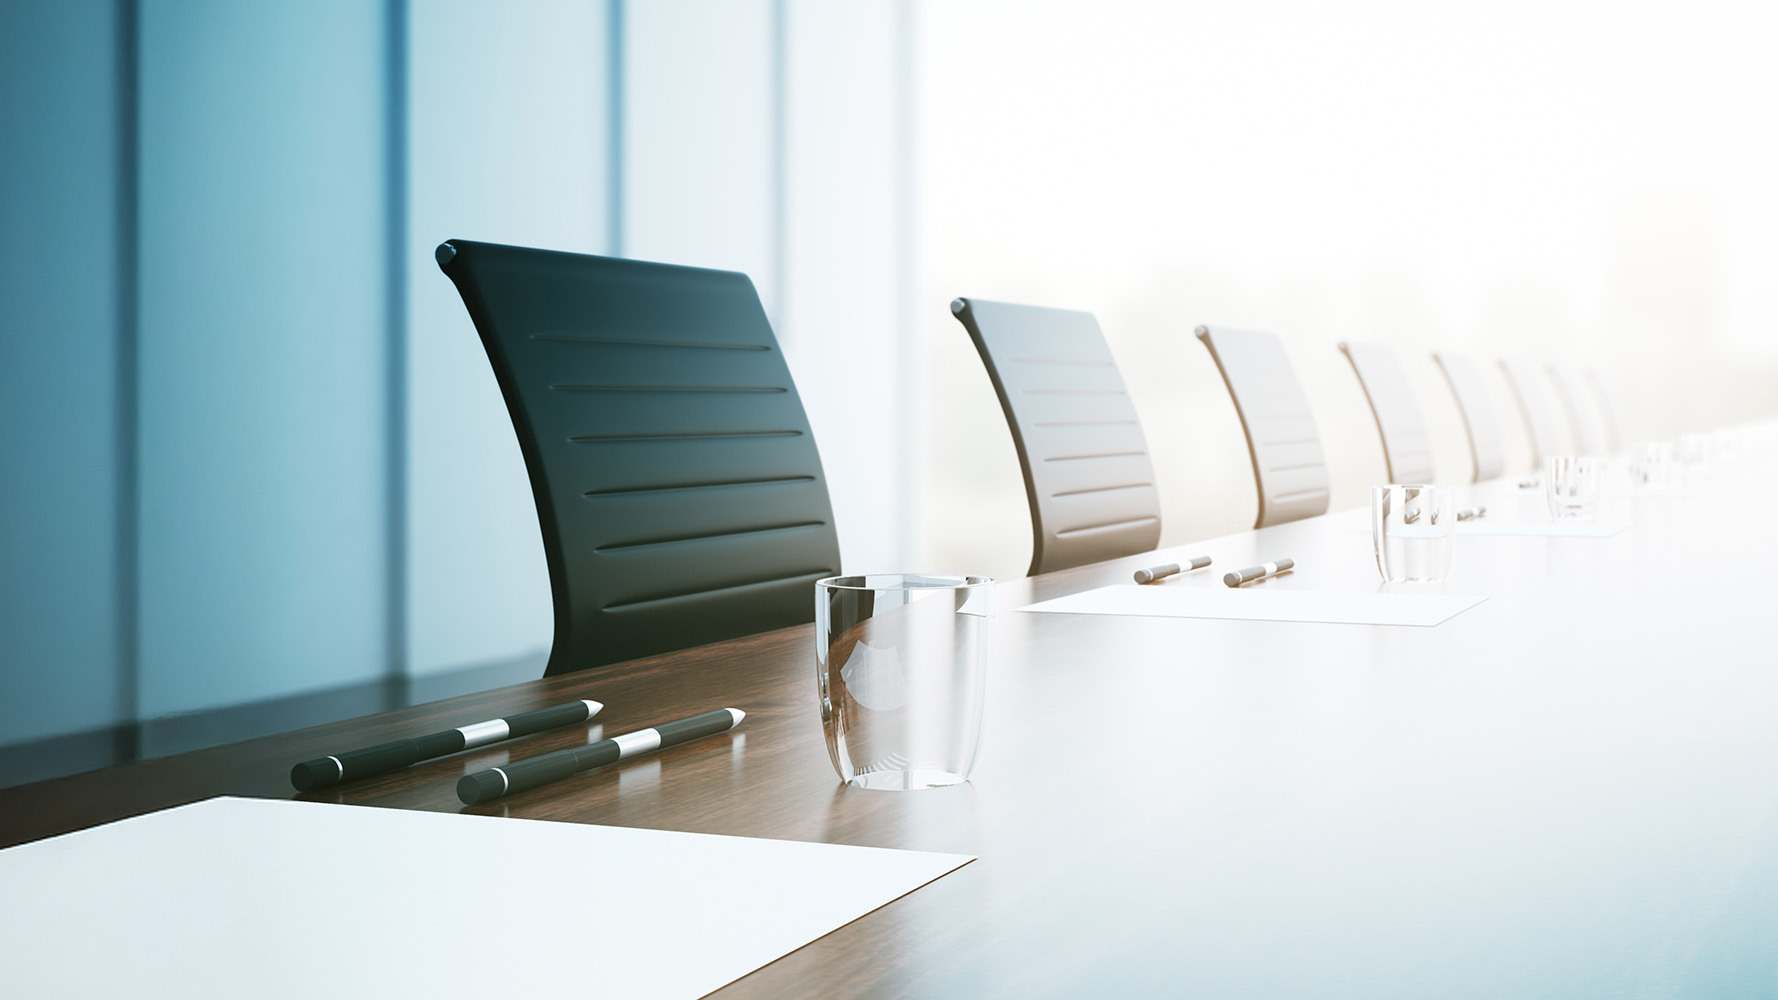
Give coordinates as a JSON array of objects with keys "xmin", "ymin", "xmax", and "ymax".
[
  {"xmin": 1134, "ymin": 564, "xmax": 1177, "ymax": 584},
  {"xmin": 458, "ymin": 770, "xmax": 508, "ymax": 806},
  {"xmin": 290, "ymin": 758, "xmax": 340, "ymax": 792}
]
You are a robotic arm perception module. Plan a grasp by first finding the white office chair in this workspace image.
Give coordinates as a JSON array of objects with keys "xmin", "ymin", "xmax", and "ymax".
[
  {"xmin": 1431, "ymin": 351, "xmax": 1507, "ymax": 483},
  {"xmin": 1338, "ymin": 340, "xmax": 1436, "ymax": 484},
  {"xmin": 1585, "ymin": 366, "xmax": 1627, "ymax": 455},
  {"xmin": 1499, "ymin": 359, "xmax": 1568, "ymax": 468},
  {"xmin": 1547, "ymin": 364, "xmax": 1603, "ymax": 456},
  {"xmin": 1195, "ymin": 325, "xmax": 1329, "ymax": 528}
]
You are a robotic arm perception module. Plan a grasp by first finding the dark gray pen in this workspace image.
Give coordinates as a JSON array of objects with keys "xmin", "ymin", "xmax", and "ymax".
[
  {"xmin": 291, "ymin": 700, "xmax": 603, "ymax": 791},
  {"xmin": 1134, "ymin": 556, "xmax": 1211, "ymax": 584},
  {"xmin": 1223, "ymin": 558, "xmax": 1295, "ymax": 587},
  {"xmin": 458, "ymin": 708, "xmax": 745, "ymax": 805}
]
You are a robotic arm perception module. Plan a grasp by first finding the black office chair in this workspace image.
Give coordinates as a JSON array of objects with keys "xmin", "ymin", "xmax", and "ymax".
[
  {"xmin": 437, "ymin": 240, "xmax": 842, "ymax": 676},
  {"xmin": 950, "ymin": 297, "xmax": 1162, "ymax": 576}
]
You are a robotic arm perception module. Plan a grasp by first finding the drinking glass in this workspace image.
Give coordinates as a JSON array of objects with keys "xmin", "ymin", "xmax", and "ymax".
[
  {"xmin": 1629, "ymin": 441, "xmax": 1677, "ymax": 490},
  {"xmin": 1712, "ymin": 426, "xmax": 1742, "ymax": 466},
  {"xmin": 1371, "ymin": 484, "xmax": 1454, "ymax": 583},
  {"xmin": 1545, "ymin": 456, "xmax": 1602, "ymax": 520},
  {"xmin": 1679, "ymin": 432, "xmax": 1710, "ymax": 468},
  {"xmin": 816, "ymin": 574, "xmax": 992, "ymax": 790}
]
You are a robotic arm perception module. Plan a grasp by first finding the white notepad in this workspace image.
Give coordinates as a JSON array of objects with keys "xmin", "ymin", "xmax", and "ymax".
[
  {"xmin": 0, "ymin": 797, "xmax": 973, "ymax": 999},
  {"xmin": 1018, "ymin": 585, "xmax": 1486, "ymax": 627}
]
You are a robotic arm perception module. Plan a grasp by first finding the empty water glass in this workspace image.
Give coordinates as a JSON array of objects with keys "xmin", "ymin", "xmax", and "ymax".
[
  {"xmin": 1372, "ymin": 484, "xmax": 1454, "ymax": 583},
  {"xmin": 1545, "ymin": 456, "xmax": 1602, "ymax": 520},
  {"xmin": 1679, "ymin": 433, "xmax": 1710, "ymax": 468},
  {"xmin": 1712, "ymin": 426, "xmax": 1742, "ymax": 467},
  {"xmin": 1629, "ymin": 442, "xmax": 1677, "ymax": 490},
  {"xmin": 816, "ymin": 574, "xmax": 992, "ymax": 790}
]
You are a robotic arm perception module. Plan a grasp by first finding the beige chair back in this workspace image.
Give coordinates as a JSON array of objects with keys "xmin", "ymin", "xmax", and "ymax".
[
  {"xmin": 1586, "ymin": 366, "xmax": 1626, "ymax": 454},
  {"xmin": 1547, "ymin": 364, "xmax": 1603, "ymax": 456},
  {"xmin": 1195, "ymin": 325, "xmax": 1329, "ymax": 528},
  {"xmin": 952, "ymin": 297, "xmax": 1162, "ymax": 575},
  {"xmin": 1431, "ymin": 351, "xmax": 1506, "ymax": 483},
  {"xmin": 1499, "ymin": 359, "xmax": 1567, "ymax": 466},
  {"xmin": 1338, "ymin": 341, "xmax": 1436, "ymax": 484}
]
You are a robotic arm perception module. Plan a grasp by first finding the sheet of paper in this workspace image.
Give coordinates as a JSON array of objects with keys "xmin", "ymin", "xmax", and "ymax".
[
  {"xmin": 0, "ymin": 797, "xmax": 973, "ymax": 999},
  {"xmin": 1340, "ymin": 519, "xmax": 1627, "ymax": 538},
  {"xmin": 1017, "ymin": 585, "xmax": 1486, "ymax": 627}
]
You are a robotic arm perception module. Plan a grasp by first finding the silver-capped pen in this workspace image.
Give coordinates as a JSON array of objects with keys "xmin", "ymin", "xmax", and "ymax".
[
  {"xmin": 1134, "ymin": 556, "xmax": 1211, "ymax": 584},
  {"xmin": 1223, "ymin": 558, "xmax": 1295, "ymax": 587},
  {"xmin": 290, "ymin": 699, "xmax": 604, "ymax": 791}
]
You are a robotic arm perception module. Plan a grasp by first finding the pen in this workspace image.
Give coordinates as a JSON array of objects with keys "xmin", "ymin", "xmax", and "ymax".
[
  {"xmin": 458, "ymin": 708, "xmax": 745, "ymax": 805},
  {"xmin": 290, "ymin": 700, "xmax": 603, "ymax": 791},
  {"xmin": 1456, "ymin": 506, "xmax": 1486, "ymax": 521},
  {"xmin": 1134, "ymin": 556, "xmax": 1211, "ymax": 584},
  {"xmin": 1223, "ymin": 558, "xmax": 1295, "ymax": 587}
]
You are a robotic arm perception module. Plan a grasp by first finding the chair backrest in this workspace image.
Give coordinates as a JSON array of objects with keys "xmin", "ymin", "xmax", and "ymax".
[
  {"xmin": 1499, "ymin": 359, "xmax": 1567, "ymax": 467},
  {"xmin": 950, "ymin": 297, "xmax": 1161, "ymax": 576},
  {"xmin": 437, "ymin": 239, "xmax": 841, "ymax": 676},
  {"xmin": 1431, "ymin": 350, "xmax": 1507, "ymax": 483},
  {"xmin": 1547, "ymin": 363, "xmax": 1602, "ymax": 455},
  {"xmin": 1194, "ymin": 325, "xmax": 1329, "ymax": 528},
  {"xmin": 1585, "ymin": 365, "xmax": 1626, "ymax": 454},
  {"xmin": 1338, "ymin": 340, "xmax": 1436, "ymax": 484}
]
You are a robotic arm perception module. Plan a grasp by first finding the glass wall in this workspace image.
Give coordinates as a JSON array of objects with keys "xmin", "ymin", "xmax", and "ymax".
[{"xmin": 0, "ymin": 0, "xmax": 915, "ymax": 782}]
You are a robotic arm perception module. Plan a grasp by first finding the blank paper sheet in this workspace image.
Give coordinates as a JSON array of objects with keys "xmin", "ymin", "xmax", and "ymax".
[
  {"xmin": 0, "ymin": 797, "xmax": 973, "ymax": 999},
  {"xmin": 1018, "ymin": 585, "xmax": 1486, "ymax": 627}
]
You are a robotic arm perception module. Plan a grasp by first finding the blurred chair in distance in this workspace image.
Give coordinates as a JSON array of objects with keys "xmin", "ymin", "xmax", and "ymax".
[
  {"xmin": 1338, "ymin": 340, "xmax": 1437, "ymax": 484},
  {"xmin": 951, "ymin": 297, "xmax": 1162, "ymax": 576},
  {"xmin": 1431, "ymin": 350, "xmax": 1507, "ymax": 483},
  {"xmin": 1547, "ymin": 364, "xmax": 1604, "ymax": 456},
  {"xmin": 1499, "ymin": 359, "xmax": 1568, "ymax": 468},
  {"xmin": 437, "ymin": 239, "xmax": 842, "ymax": 676},
  {"xmin": 1195, "ymin": 325, "xmax": 1330, "ymax": 528},
  {"xmin": 1585, "ymin": 366, "xmax": 1627, "ymax": 454}
]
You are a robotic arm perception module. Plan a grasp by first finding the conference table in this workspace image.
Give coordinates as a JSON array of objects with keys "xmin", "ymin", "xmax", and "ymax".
[{"xmin": 5, "ymin": 435, "xmax": 1775, "ymax": 997}]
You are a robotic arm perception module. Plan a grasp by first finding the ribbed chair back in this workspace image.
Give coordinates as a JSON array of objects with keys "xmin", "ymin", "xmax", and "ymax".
[
  {"xmin": 1338, "ymin": 340, "xmax": 1437, "ymax": 484},
  {"xmin": 1499, "ymin": 359, "xmax": 1568, "ymax": 466},
  {"xmin": 437, "ymin": 239, "xmax": 841, "ymax": 676},
  {"xmin": 1548, "ymin": 364, "xmax": 1603, "ymax": 455},
  {"xmin": 1195, "ymin": 325, "xmax": 1330, "ymax": 528},
  {"xmin": 1431, "ymin": 351, "xmax": 1507, "ymax": 483},
  {"xmin": 1586, "ymin": 366, "xmax": 1626, "ymax": 454},
  {"xmin": 951, "ymin": 297, "xmax": 1162, "ymax": 575}
]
